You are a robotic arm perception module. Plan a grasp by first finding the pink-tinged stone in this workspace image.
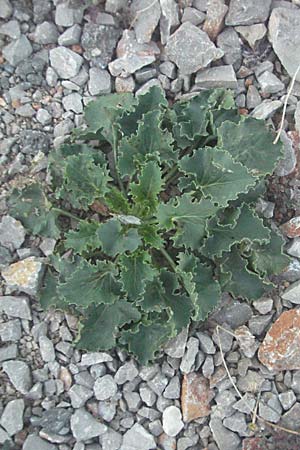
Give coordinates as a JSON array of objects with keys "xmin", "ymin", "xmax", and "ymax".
[
  {"xmin": 203, "ymin": 0, "xmax": 228, "ymax": 41},
  {"xmin": 181, "ymin": 373, "xmax": 213, "ymax": 422},
  {"xmin": 281, "ymin": 216, "xmax": 300, "ymax": 238},
  {"xmin": 258, "ymin": 309, "xmax": 300, "ymax": 371},
  {"xmin": 242, "ymin": 437, "xmax": 266, "ymax": 450}
]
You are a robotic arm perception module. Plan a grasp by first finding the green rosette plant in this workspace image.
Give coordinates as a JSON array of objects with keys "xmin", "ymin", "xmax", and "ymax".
[{"xmin": 9, "ymin": 87, "xmax": 289, "ymax": 364}]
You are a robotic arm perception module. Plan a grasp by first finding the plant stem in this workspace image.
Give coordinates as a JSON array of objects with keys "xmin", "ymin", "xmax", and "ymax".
[
  {"xmin": 112, "ymin": 129, "xmax": 126, "ymax": 196},
  {"xmin": 52, "ymin": 208, "xmax": 84, "ymax": 223},
  {"xmin": 159, "ymin": 247, "xmax": 177, "ymax": 272}
]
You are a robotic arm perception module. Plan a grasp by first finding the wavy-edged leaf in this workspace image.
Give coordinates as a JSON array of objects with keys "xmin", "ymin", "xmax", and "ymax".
[
  {"xmin": 118, "ymin": 109, "xmax": 175, "ymax": 177},
  {"xmin": 98, "ymin": 218, "xmax": 142, "ymax": 257},
  {"xmin": 220, "ymin": 247, "xmax": 272, "ymax": 300},
  {"xmin": 61, "ymin": 153, "xmax": 111, "ymax": 209},
  {"xmin": 130, "ymin": 160, "xmax": 163, "ymax": 215},
  {"xmin": 140, "ymin": 223, "xmax": 164, "ymax": 249},
  {"xmin": 121, "ymin": 320, "xmax": 173, "ymax": 365},
  {"xmin": 218, "ymin": 117, "xmax": 283, "ymax": 176},
  {"xmin": 40, "ymin": 270, "xmax": 66, "ymax": 309},
  {"xmin": 83, "ymin": 93, "xmax": 137, "ymax": 144},
  {"xmin": 139, "ymin": 270, "xmax": 193, "ymax": 332},
  {"xmin": 180, "ymin": 148, "xmax": 257, "ymax": 207},
  {"xmin": 8, "ymin": 183, "xmax": 60, "ymax": 239},
  {"xmin": 117, "ymin": 86, "xmax": 168, "ymax": 137},
  {"xmin": 105, "ymin": 187, "xmax": 129, "ymax": 214},
  {"xmin": 202, "ymin": 204, "xmax": 270, "ymax": 258},
  {"xmin": 58, "ymin": 259, "xmax": 121, "ymax": 308},
  {"xmin": 250, "ymin": 230, "xmax": 290, "ymax": 277},
  {"xmin": 120, "ymin": 251, "xmax": 157, "ymax": 300},
  {"xmin": 192, "ymin": 262, "xmax": 221, "ymax": 321},
  {"xmin": 157, "ymin": 193, "xmax": 219, "ymax": 250},
  {"xmin": 65, "ymin": 221, "xmax": 101, "ymax": 254},
  {"xmin": 77, "ymin": 300, "xmax": 141, "ymax": 351}
]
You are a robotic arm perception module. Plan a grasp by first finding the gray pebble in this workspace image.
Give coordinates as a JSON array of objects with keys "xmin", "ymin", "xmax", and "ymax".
[
  {"xmin": 0, "ymin": 216, "xmax": 25, "ymax": 250},
  {"xmin": 94, "ymin": 374, "xmax": 117, "ymax": 401},
  {"xmin": 2, "ymin": 360, "xmax": 32, "ymax": 394},
  {"xmin": 39, "ymin": 335, "xmax": 55, "ymax": 363},
  {"xmin": 180, "ymin": 337, "xmax": 199, "ymax": 373},
  {"xmin": 257, "ymin": 71, "xmax": 285, "ymax": 94},
  {"xmin": 139, "ymin": 386, "xmax": 157, "ymax": 407},
  {"xmin": 202, "ymin": 355, "xmax": 214, "ymax": 378},
  {"xmin": 23, "ymin": 435, "xmax": 57, "ymax": 450},
  {"xmin": 195, "ymin": 65, "xmax": 238, "ymax": 89},
  {"xmin": 209, "ymin": 418, "xmax": 241, "ymax": 450},
  {"xmin": 50, "ymin": 47, "xmax": 83, "ymax": 79},
  {"xmin": 163, "ymin": 375, "xmax": 180, "ymax": 399},
  {"xmin": 33, "ymin": 21, "xmax": 59, "ymax": 44},
  {"xmin": 148, "ymin": 371, "xmax": 168, "ymax": 396},
  {"xmin": 0, "ymin": 0, "xmax": 13, "ymax": 19},
  {"xmin": 0, "ymin": 399, "xmax": 24, "ymax": 436},
  {"xmin": 0, "ymin": 19, "xmax": 21, "ymax": 39},
  {"xmin": 100, "ymin": 427, "xmax": 122, "ymax": 450},
  {"xmin": 197, "ymin": 331, "xmax": 216, "ymax": 354},
  {"xmin": 0, "ymin": 343, "xmax": 17, "ymax": 362},
  {"xmin": 80, "ymin": 352, "xmax": 112, "ymax": 366},
  {"xmin": 122, "ymin": 422, "xmax": 156, "ymax": 450},
  {"xmin": 55, "ymin": 2, "xmax": 83, "ymax": 27},
  {"xmin": 279, "ymin": 390, "xmax": 296, "ymax": 410},
  {"xmin": 223, "ymin": 412, "xmax": 249, "ymax": 436},
  {"xmin": 62, "ymin": 93, "xmax": 83, "ymax": 114},
  {"xmin": 88, "ymin": 67, "xmax": 111, "ymax": 95},
  {"xmin": 114, "ymin": 361, "xmax": 138, "ymax": 385},
  {"xmin": 251, "ymin": 99, "xmax": 282, "ymax": 120},
  {"xmin": 70, "ymin": 408, "xmax": 107, "ymax": 441},
  {"xmin": 68, "ymin": 384, "xmax": 93, "ymax": 408},
  {"xmin": 0, "ymin": 319, "xmax": 21, "ymax": 341},
  {"xmin": 3, "ymin": 35, "xmax": 32, "ymax": 66},
  {"xmin": 58, "ymin": 24, "xmax": 82, "ymax": 46}
]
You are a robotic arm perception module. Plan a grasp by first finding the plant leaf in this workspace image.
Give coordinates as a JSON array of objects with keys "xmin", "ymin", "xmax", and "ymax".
[
  {"xmin": 65, "ymin": 221, "xmax": 101, "ymax": 254},
  {"xmin": 180, "ymin": 147, "xmax": 257, "ymax": 207},
  {"xmin": 202, "ymin": 204, "xmax": 271, "ymax": 257},
  {"xmin": 218, "ymin": 117, "xmax": 283, "ymax": 176},
  {"xmin": 120, "ymin": 251, "xmax": 157, "ymax": 300},
  {"xmin": 61, "ymin": 154, "xmax": 111, "ymax": 209},
  {"xmin": 130, "ymin": 160, "xmax": 163, "ymax": 215},
  {"xmin": 139, "ymin": 223, "xmax": 164, "ymax": 249},
  {"xmin": 192, "ymin": 262, "xmax": 221, "ymax": 321},
  {"xmin": 121, "ymin": 320, "xmax": 173, "ymax": 365},
  {"xmin": 157, "ymin": 193, "xmax": 219, "ymax": 250},
  {"xmin": 77, "ymin": 300, "xmax": 141, "ymax": 351},
  {"xmin": 58, "ymin": 259, "xmax": 121, "ymax": 308},
  {"xmin": 220, "ymin": 246, "xmax": 272, "ymax": 300},
  {"xmin": 118, "ymin": 109, "xmax": 175, "ymax": 177},
  {"xmin": 98, "ymin": 218, "xmax": 142, "ymax": 257},
  {"xmin": 250, "ymin": 230, "xmax": 290, "ymax": 277},
  {"xmin": 8, "ymin": 183, "xmax": 60, "ymax": 239}
]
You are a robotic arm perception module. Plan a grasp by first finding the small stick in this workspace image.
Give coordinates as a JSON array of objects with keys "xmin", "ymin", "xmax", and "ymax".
[{"xmin": 273, "ymin": 64, "xmax": 300, "ymax": 145}]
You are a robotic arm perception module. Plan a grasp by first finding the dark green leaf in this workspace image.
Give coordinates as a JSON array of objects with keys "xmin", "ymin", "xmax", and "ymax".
[
  {"xmin": 58, "ymin": 259, "xmax": 121, "ymax": 308},
  {"xmin": 98, "ymin": 218, "xmax": 142, "ymax": 257},
  {"xmin": 130, "ymin": 160, "xmax": 163, "ymax": 215},
  {"xmin": 65, "ymin": 221, "xmax": 101, "ymax": 254},
  {"xmin": 192, "ymin": 262, "xmax": 221, "ymax": 321},
  {"xmin": 120, "ymin": 251, "xmax": 157, "ymax": 300},
  {"xmin": 77, "ymin": 300, "xmax": 141, "ymax": 351},
  {"xmin": 8, "ymin": 183, "xmax": 60, "ymax": 239}
]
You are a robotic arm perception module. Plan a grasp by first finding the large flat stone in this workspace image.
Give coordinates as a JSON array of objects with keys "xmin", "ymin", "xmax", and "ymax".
[
  {"xmin": 165, "ymin": 22, "xmax": 223, "ymax": 75},
  {"xmin": 195, "ymin": 65, "xmax": 238, "ymax": 89},
  {"xmin": 258, "ymin": 309, "xmax": 300, "ymax": 371},
  {"xmin": 226, "ymin": 0, "xmax": 272, "ymax": 26},
  {"xmin": 269, "ymin": 7, "xmax": 300, "ymax": 82}
]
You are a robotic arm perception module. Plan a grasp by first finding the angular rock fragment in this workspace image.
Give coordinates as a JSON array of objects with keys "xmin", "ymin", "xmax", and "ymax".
[
  {"xmin": 165, "ymin": 22, "xmax": 223, "ymax": 75},
  {"xmin": 131, "ymin": 0, "xmax": 161, "ymax": 43},
  {"xmin": 258, "ymin": 309, "xmax": 300, "ymax": 370},
  {"xmin": 181, "ymin": 373, "xmax": 213, "ymax": 422},
  {"xmin": 269, "ymin": 7, "xmax": 300, "ymax": 82},
  {"xmin": 81, "ymin": 23, "xmax": 121, "ymax": 68},
  {"xmin": 203, "ymin": 0, "xmax": 228, "ymax": 41},
  {"xmin": 109, "ymin": 30, "xmax": 159, "ymax": 77},
  {"xmin": 226, "ymin": 0, "xmax": 272, "ymax": 26},
  {"xmin": 50, "ymin": 47, "xmax": 83, "ymax": 79},
  {"xmin": 195, "ymin": 65, "xmax": 238, "ymax": 89},
  {"xmin": 1, "ymin": 257, "xmax": 44, "ymax": 296},
  {"xmin": 236, "ymin": 24, "xmax": 267, "ymax": 49}
]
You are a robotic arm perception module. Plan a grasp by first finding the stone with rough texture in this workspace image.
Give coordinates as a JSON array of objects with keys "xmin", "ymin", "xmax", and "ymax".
[
  {"xmin": 235, "ymin": 326, "xmax": 258, "ymax": 358},
  {"xmin": 275, "ymin": 131, "xmax": 297, "ymax": 177},
  {"xmin": 23, "ymin": 435, "xmax": 57, "ymax": 450},
  {"xmin": 0, "ymin": 320, "xmax": 21, "ymax": 341},
  {"xmin": 165, "ymin": 22, "xmax": 223, "ymax": 75},
  {"xmin": 237, "ymin": 370, "xmax": 264, "ymax": 393},
  {"xmin": 0, "ymin": 19, "xmax": 21, "ymax": 39},
  {"xmin": 160, "ymin": 0, "xmax": 179, "ymax": 45},
  {"xmin": 180, "ymin": 337, "xmax": 199, "ymax": 373},
  {"xmin": 0, "ymin": 0, "xmax": 12, "ymax": 19},
  {"xmin": 162, "ymin": 406, "xmax": 184, "ymax": 437},
  {"xmin": 122, "ymin": 423, "xmax": 156, "ymax": 449},
  {"xmin": 2, "ymin": 360, "xmax": 32, "ymax": 394},
  {"xmin": 33, "ymin": 21, "xmax": 59, "ymax": 44},
  {"xmin": 71, "ymin": 408, "xmax": 107, "ymax": 441},
  {"xmin": 257, "ymin": 71, "xmax": 284, "ymax": 94},
  {"xmin": 0, "ymin": 216, "xmax": 25, "ymax": 250},
  {"xmin": 210, "ymin": 418, "xmax": 241, "ymax": 450},
  {"xmin": 217, "ymin": 28, "xmax": 242, "ymax": 68},
  {"xmin": 39, "ymin": 335, "xmax": 55, "ymax": 363},
  {"xmin": 50, "ymin": 47, "xmax": 83, "ymax": 79},
  {"xmin": 115, "ymin": 76, "xmax": 135, "ymax": 93},
  {"xmin": 236, "ymin": 24, "xmax": 267, "ymax": 49},
  {"xmin": 88, "ymin": 67, "xmax": 111, "ymax": 95},
  {"xmin": 281, "ymin": 403, "xmax": 300, "ymax": 431},
  {"xmin": 246, "ymin": 85, "xmax": 261, "ymax": 109},
  {"xmin": 0, "ymin": 296, "xmax": 31, "ymax": 320},
  {"xmin": 80, "ymin": 352, "xmax": 112, "ymax": 366},
  {"xmin": 163, "ymin": 376, "xmax": 180, "ymax": 399},
  {"xmin": 62, "ymin": 93, "xmax": 83, "ymax": 114},
  {"xmin": 203, "ymin": 0, "xmax": 228, "ymax": 41},
  {"xmin": 32, "ymin": 408, "xmax": 72, "ymax": 434},
  {"xmin": 1, "ymin": 257, "xmax": 44, "ymax": 296},
  {"xmin": 100, "ymin": 428, "xmax": 122, "ymax": 450},
  {"xmin": 3, "ymin": 35, "xmax": 33, "ymax": 66},
  {"xmin": 0, "ymin": 399, "xmax": 24, "ymax": 436},
  {"xmin": 94, "ymin": 375, "xmax": 117, "ymax": 400},
  {"xmin": 115, "ymin": 360, "xmax": 138, "ymax": 384},
  {"xmin": 226, "ymin": 0, "xmax": 272, "ymax": 26},
  {"xmin": 223, "ymin": 412, "xmax": 248, "ymax": 436},
  {"xmin": 212, "ymin": 300, "xmax": 252, "ymax": 329},
  {"xmin": 281, "ymin": 216, "xmax": 300, "ymax": 238},
  {"xmin": 181, "ymin": 373, "xmax": 213, "ymax": 422},
  {"xmin": 58, "ymin": 24, "xmax": 81, "ymax": 46},
  {"xmin": 251, "ymin": 100, "xmax": 282, "ymax": 120},
  {"xmin": 269, "ymin": 7, "xmax": 300, "ymax": 82},
  {"xmin": 164, "ymin": 327, "xmax": 188, "ymax": 358},
  {"xmin": 195, "ymin": 65, "xmax": 238, "ymax": 89},
  {"xmin": 68, "ymin": 384, "xmax": 93, "ymax": 408},
  {"xmin": 279, "ymin": 390, "xmax": 296, "ymax": 410},
  {"xmin": 81, "ymin": 23, "xmax": 121, "ymax": 68},
  {"xmin": 131, "ymin": 0, "xmax": 161, "ymax": 43},
  {"xmin": 282, "ymin": 280, "xmax": 300, "ymax": 304},
  {"xmin": 0, "ymin": 427, "xmax": 10, "ymax": 445},
  {"xmin": 55, "ymin": 3, "xmax": 83, "ymax": 27},
  {"xmin": 182, "ymin": 7, "xmax": 205, "ymax": 26},
  {"xmin": 109, "ymin": 30, "xmax": 159, "ymax": 77},
  {"xmin": 258, "ymin": 309, "xmax": 300, "ymax": 371}
]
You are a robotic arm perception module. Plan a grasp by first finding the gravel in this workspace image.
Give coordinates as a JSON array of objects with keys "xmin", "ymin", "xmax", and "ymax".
[
  {"xmin": 49, "ymin": 47, "xmax": 83, "ymax": 79},
  {"xmin": 3, "ymin": 35, "xmax": 33, "ymax": 66}
]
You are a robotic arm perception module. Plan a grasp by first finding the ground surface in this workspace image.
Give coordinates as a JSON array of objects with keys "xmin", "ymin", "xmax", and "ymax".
[{"xmin": 1, "ymin": 1, "xmax": 300, "ymax": 449}]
